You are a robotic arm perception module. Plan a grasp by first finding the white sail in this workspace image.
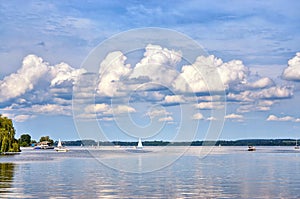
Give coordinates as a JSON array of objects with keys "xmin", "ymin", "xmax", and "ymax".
[
  {"xmin": 57, "ymin": 139, "xmax": 62, "ymax": 148},
  {"xmin": 137, "ymin": 138, "xmax": 143, "ymax": 149},
  {"xmin": 295, "ymin": 139, "xmax": 299, "ymax": 149}
]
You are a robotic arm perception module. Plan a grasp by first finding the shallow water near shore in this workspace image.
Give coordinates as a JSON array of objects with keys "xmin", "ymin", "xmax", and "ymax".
[{"xmin": 0, "ymin": 146, "xmax": 300, "ymax": 198}]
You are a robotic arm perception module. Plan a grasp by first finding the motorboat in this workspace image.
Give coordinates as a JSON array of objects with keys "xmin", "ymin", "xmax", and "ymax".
[
  {"xmin": 248, "ymin": 145, "xmax": 256, "ymax": 151},
  {"xmin": 33, "ymin": 141, "xmax": 54, "ymax": 150}
]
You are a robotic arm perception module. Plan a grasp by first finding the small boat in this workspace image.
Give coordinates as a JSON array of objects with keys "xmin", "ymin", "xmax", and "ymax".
[
  {"xmin": 126, "ymin": 139, "xmax": 151, "ymax": 153},
  {"xmin": 295, "ymin": 139, "xmax": 299, "ymax": 150},
  {"xmin": 248, "ymin": 145, "xmax": 256, "ymax": 151},
  {"xmin": 54, "ymin": 139, "xmax": 69, "ymax": 152},
  {"xmin": 33, "ymin": 141, "xmax": 54, "ymax": 150},
  {"xmin": 33, "ymin": 145, "xmax": 43, "ymax": 150},
  {"xmin": 136, "ymin": 138, "xmax": 143, "ymax": 150}
]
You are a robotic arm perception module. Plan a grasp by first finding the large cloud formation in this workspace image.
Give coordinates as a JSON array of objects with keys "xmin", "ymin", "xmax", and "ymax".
[
  {"xmin": 97, "ymin": 44, "xmax": 182, "ymax": 97},
  {"xmin": 0, "ymin": 55, "xmax": 48, "ymax": 102},
  {"xmin": 0, "ymin": 45, "xmax": 298, "ymax": 123},
  {"xmin": 172, "ymin": 55, "xmax": 249, "ymax": 93},
  {"xmin": 0, "ymin": 55, "xmax": 85, "ymax": 103},
  {"xmin": 95, "ymin": 45, "xmax": 291, "ymax": 106},
  {"xmin": 282, "ymin": 52, "xmax": 300, "ymax": 81},
  {"xmin": 0, "ymin": 54, "xmax": 86, "ymax": 120}
]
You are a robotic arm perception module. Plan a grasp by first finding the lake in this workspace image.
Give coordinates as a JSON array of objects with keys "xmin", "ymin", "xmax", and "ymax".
[{"xmin": 0, "ymin": 146, "xmax": 300, "ymax": 198}]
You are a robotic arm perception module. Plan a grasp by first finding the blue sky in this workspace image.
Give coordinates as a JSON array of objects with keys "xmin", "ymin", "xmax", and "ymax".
[{"xmin": 1, "ymin": 0, "xmax": 300, "ymax": 141}]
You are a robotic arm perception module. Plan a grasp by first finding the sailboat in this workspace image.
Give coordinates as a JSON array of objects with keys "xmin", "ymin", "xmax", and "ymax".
[
  {"xmin": 136, "ymin": 138, "xmax": 143, "ymax": 150},
  {"xmin": 55, "ymin": 139, "xmax": 69, "ymax": 152},
  {"xmin": 295, "ymin": 139, "xmax": 299, "ymax": 150}
]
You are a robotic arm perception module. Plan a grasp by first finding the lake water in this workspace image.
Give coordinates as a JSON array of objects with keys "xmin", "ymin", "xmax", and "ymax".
[{"xmin": 0, "ymin": 146, "xmax": 300, "ymax": 198}]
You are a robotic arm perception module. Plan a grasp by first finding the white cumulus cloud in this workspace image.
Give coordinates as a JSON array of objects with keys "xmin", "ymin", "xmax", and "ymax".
[
  {"xmin": 163, "ymin": 95, "xmax": 185, "ymax": 104},
  {"xmin": 0, "ymin": 55, "xmax": 48, "ymax": 102},
  {"xmin": 237, "ymin": 100, "xmax": 277, "ymax": 113},
  {"xmin": 97, "ymin": 51, "xmax": 131, "ymax": 97},
  {"xmin": 217, "ymin": 59, "xmax": 249, "ymax": 87},
  {"xmin": 129, "ymin": 44, "xmax": 181, "ymax": 87},
  {"xmin": 192, "ymin": 113, "xmax": 204, "ymax": 120},
  {"xmin": 207, "ymin": 116, "xmax": 217, "ymax": 121},
  {"xmin": 246, "ymin": 77, "xmax": 275, "ymax": 89},
  {"xmin": 227, "ymin": 91, "xmax": 253, "ymax": 102},
  {"xmin": 266, "ymin": 114, "xmax": 296, "ymax": 122},
  {"xmin": 49, "ymin": 62, "xmax": 86, "ymax": 87},
  {"xmin": 194, "ymin": 102, "xmax": 224, "ymax": 110},
  {"xmin": 225, "ymin": 113, "xmax": 243, "ymax": 119},
  {"xmin": 2, "ymin": 113, "xmax": 35, "ymax": 122},
  {"xmin": 172, "ymin": 55, "xmax": 248, "ymax": 93},
  {"xmin": 0, "ymin": 54, "xmax": 87, "ymax": 105},
  {"xmin": 146, "ymin": 109, "xmax": 171, "ymax": 119},
  {"xmin": 255, "ymin": 86, "xmax": 293, "ymax": 99},
  {"xmin": 84, "ymin": 103, "xmax": 110, "ymax": 114},
  {"xmin": 14, "ymin": 114, "xmax": 35, "ymax": 122},
  {"xmin": 30, "ymin": 104, "xmax": 71, "ymax": 115},
  {"xmin": 104, "ymin": 105, "xmax": 136, "ymax": 115},
  {"xmin": 282, "ymin": 52, "xmax": 300, "ymax": 81},
  {"xmin": 158, "ymin": 116, "xmax": 173, "ymax": 122}
]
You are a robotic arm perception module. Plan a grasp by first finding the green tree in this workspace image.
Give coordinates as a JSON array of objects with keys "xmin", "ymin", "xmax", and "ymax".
[
  {"xmin": 39, "ymin": 136, "xmax": 54, "ymax": 145},
  {"xmin": 19, "ymin": 134, "xmax": 31, "ymax": 147},
  {"xmin": 1, "ymin": 136, "xmax": 9, "ymax": 152},
  {"xmin": 0, "ymin": 115, "xmax": 20, "ymax": 153}
]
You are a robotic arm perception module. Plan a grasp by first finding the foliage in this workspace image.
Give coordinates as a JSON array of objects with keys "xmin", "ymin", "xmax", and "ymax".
[
  {"xmin": 0, "ymin": 115, "xmax": 20, "ymax": 153},
  {"xmin": 19, "ymin": 134, "xmax": 31, "ymax": 147},
  {"xmin": 11, "ymin": 142, "xmax": 20, "ymax": 152},
  {"xmin": 39, "ymin": 136, "xmax": 54, "ymax": 145}
]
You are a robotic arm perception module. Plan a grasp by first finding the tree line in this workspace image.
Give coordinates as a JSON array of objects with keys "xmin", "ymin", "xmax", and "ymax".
[
  {"xmin": 1, "ymin": 114, "xmax": 299, "ymax": 154},
  {"xmin": 60, "ymin": 139, "xmax": 300, "ymax": 146},
  {"xmin": 0, "ymin": 115, "xmax": 56, "ymax": 154},
  {"xmin": 18, "ymin": 134, "xmax": 54, "ymax": 147}
]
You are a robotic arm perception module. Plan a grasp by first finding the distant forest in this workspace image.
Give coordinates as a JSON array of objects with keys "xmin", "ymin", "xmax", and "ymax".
[{"xmin": 62, "ymin": 139, "xmax": 299, "ymax": 147}]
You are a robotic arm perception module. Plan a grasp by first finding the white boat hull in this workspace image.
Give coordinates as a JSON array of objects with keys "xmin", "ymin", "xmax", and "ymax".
[{"xmin": 55, "ymin": 147, "xmax": 69, "ymax": 152}]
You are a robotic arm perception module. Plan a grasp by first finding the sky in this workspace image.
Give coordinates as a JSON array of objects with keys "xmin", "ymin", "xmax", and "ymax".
[{"xmin": 1, "ymin": 0, "xmax": 300, "ymax": 141}]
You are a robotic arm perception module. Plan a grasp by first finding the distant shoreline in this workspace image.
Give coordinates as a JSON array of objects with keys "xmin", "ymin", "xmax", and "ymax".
[{"xmin": 57, "ymin": 139, "xmax": 299, "ymax": 147}]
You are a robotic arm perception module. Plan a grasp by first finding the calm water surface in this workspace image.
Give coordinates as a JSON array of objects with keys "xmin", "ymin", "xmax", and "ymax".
[{"xmin": 0, "ymin": 146, "xmax": 300, "ymax": 198}]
